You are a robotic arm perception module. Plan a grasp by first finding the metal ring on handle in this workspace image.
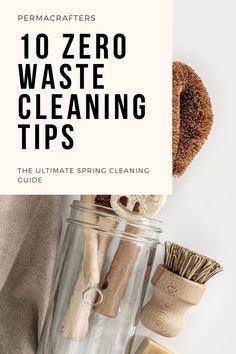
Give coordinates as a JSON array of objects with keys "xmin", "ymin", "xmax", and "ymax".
[{"xmin": 82, "ymin": 285, "xmax": 103, "ymax": 307}]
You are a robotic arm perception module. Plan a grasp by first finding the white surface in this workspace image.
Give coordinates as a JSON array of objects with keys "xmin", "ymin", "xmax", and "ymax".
[
  {"xmin": 135, "ymin": 1, "xmax": 235, "ymax": 353},
  {"xmin": 61, "ymin": 0, "xmax": 236, "ymax": 353}
]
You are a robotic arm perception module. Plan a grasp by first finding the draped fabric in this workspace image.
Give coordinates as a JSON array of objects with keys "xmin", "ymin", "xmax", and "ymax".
[{"xmin": 0, "ymin": 196, "xmax": 62, "ymax": 354}]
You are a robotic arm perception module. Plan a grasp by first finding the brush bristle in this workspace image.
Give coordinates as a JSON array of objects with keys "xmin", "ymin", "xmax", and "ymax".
[
  {"xmin": 164, "ymin": 241, "xmax": 222, "ymax": 284},
  {"xmin": 172, "ymin": 62, "xmax": 213, "ymax": 176}
]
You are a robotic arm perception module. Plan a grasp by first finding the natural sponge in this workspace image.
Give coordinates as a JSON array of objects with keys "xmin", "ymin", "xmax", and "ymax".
[{"xmin": 172, "ymin": 62, "xmax": 213, "ymax": 176}]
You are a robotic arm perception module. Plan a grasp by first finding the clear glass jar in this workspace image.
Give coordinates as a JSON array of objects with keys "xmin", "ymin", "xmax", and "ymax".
[{"xmin": 38, "ymin": 200, "xmax": 162, "ymax": 354}]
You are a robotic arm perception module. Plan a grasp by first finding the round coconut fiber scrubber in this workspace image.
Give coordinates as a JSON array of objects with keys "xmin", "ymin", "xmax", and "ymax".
[{"xmin": 172, "ymin": 62, "xmax": 213, "ymax": 176}]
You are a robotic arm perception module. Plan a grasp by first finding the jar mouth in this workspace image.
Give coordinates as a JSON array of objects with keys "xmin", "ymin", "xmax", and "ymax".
[{"xmin": 67, "ymin": 200, "xmax": 162, "ymax": 244}]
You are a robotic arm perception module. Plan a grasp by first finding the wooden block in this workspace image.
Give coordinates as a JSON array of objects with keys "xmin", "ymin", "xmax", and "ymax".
[{"xmin": 135, "ymin": 337, "xmax": 174, "ymax": 354}]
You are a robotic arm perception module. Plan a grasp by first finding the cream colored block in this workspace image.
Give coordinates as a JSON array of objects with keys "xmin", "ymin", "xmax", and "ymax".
[{"xmin": 135, "ymin": 337, "xmax": 174, "ymax": 354}]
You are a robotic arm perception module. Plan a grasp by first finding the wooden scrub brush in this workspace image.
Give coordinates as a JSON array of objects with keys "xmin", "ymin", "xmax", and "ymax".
[
  {"xmin": 172, "ymin": 61, "xmax": 213, "ymax": 176},
  {"xmin": 140, "ymin": 241, "xmax": 222, "ymax": 337}
]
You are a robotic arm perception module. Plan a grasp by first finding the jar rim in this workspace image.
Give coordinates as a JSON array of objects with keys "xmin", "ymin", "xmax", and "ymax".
[{"xmin": 67, "ymin": 200, "xmax": 162, "ymax": 244}]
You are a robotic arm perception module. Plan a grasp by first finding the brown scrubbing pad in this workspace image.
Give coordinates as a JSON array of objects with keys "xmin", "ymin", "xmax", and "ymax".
[{"xmin": 173, "ymin": 62, "xmax": 213, "ymax": 176}]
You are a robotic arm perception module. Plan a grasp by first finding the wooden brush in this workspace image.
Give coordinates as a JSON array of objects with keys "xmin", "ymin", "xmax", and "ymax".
[
  {"xmin": 172, "ymin": 61, "xmax": 213, "ymax": 176},
  {"xmin": 140, "ymin": 241, "xmax": 222, "ymax": 337}
]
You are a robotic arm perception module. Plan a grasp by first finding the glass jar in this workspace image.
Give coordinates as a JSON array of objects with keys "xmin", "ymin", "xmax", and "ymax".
[{"xmin": 38, "ymin": 200, "xmax": 162, "ymax": 354}]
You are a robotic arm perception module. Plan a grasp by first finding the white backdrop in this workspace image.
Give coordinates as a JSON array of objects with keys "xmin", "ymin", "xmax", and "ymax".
[{"xmin": 62, "ymin": 0, "xmax": 236, "ymax": 352}]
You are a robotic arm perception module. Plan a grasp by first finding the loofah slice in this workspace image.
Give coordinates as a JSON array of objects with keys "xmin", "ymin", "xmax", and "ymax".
[{"xmin": 172, "ymin": 62, "xmax": 213, "ymax": 176}]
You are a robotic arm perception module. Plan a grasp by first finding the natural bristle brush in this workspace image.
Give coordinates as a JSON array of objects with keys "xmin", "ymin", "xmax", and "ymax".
[
  {"xmin": 172, "ymin": 61, "xmax": 213, "ymax": 176},
  {"xmin": 163, "ymin": 242, "xmax": 222, "ymax": 284},
  {"xmin": 140, "ymin": 241, "xmax": 222, "ymax": 337}
]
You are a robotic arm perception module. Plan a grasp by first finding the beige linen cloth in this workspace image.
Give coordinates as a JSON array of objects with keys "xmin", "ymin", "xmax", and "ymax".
[{"xmin": 0, "ymin": 196, "xmax": 63, "ymax": 354}]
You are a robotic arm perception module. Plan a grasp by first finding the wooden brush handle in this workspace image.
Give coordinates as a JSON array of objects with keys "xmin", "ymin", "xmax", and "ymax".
[
  {"xmin": 140, "ymin": 265, "xmax": 205, "ymax": 337},
  {"xmin": 95, "ymin": 235, "xmax": 141, "ymax": 317}
]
